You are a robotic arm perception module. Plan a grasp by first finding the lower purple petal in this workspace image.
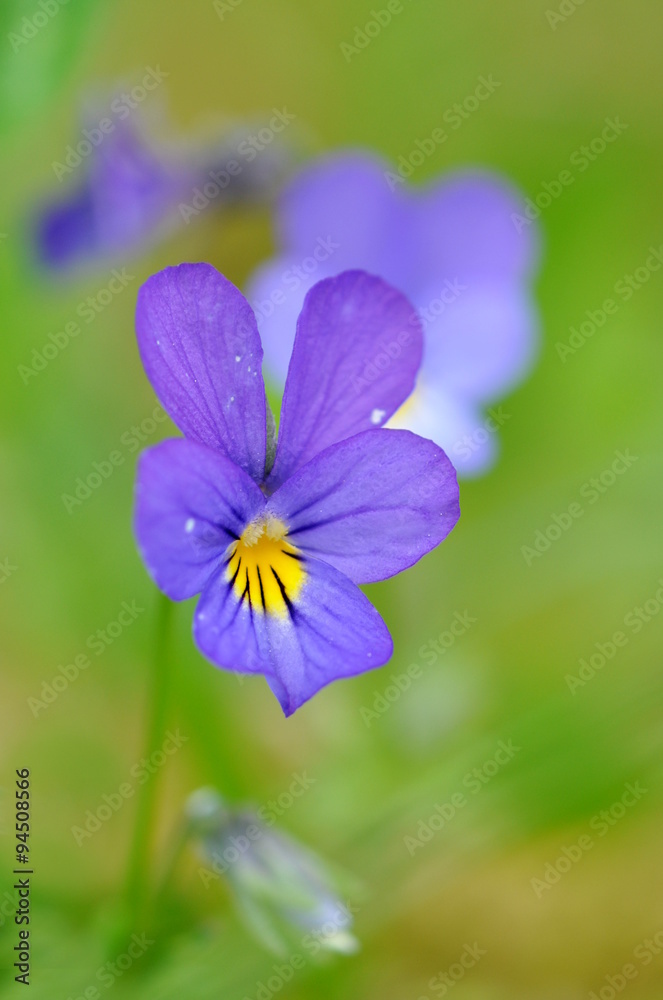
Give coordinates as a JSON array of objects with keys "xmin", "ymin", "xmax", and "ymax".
[
  {"xmin": 420, "ymin": 279, "xmax": 539, "ymax": 403},
  {"xmin": 193, "ymin": 555, "xmax": 392, "ymax": 716}
]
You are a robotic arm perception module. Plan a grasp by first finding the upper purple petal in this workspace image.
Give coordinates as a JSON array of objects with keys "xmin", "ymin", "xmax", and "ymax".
[
  {"xmin": 267, "ymin": 271, "xmax": 423, "ymax": 489},
  {"xmin": 193, "ymin": 554, "xmax": 393, "ymax": 716},
  {"xmin": 247, "ymin": 259, "xmax": 321, "ymax": 384},
  {"xmin": 247, "ymin": 153, "xmax": 541, "ymax": 481},
  {"xmin": 247, "ymin": 153, "xmax": 412, "ymax": 386},
  {"xmin": 267, "ymin": 428, "xmax": 459, "ymax": 584},
  {"xmin": 275, "ymin": 152, "xmax": 411, "ymax": 284},
  {"xmin": 410, "ymin": 171, "xmax": 540, "ymax": 283},
  {"xmin": 134, "ymin": 437, "xmax": 265, "ymax": 601},
  {"xmin": 136, "ymin": 263, "xmax": 267, "ymax": 482}
]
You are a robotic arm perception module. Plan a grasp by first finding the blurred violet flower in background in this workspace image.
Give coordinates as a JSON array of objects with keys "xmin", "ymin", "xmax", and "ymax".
[
  {"xmin": 34, "ymin": 111, "xmax": 291, "ymax": 274},
  {"xmin": 187, "ymin": 788, "xmax": 358, "ymax": 956},
  {"xmin": 134, "ymin": 264, "xmax": 459, "ymax": 715},
  {"xmin": 247, "ymin": 152, "xmax": 541, "ymax": 476}
]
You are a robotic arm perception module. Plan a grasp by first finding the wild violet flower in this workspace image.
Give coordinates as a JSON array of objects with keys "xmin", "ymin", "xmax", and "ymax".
[
  {"xmin": 247, "ymin": 152, "xmax": 541, "ymax": 476},
  {"xmin": 35, "ymin": 116, "xmax": 288, "ymax": 273},
  {"xmin": 187, "ymin": 788, "xmax": 357, "ymax": 955},
  {"xmin": 134, "ymin": 263, "xmax": 459, "ymax": 715}
]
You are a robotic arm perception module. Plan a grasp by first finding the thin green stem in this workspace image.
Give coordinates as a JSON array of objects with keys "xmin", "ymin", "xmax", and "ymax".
[
  {"xmin": 151, "ymin": 817, "xmax": 191, "ymax": 916},
  {"xmin": 113, "ymin": 591, "xmax": 173, "ymax": 951}
]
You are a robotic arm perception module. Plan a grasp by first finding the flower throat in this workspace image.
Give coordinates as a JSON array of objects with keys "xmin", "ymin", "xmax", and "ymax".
[{"xmin": 226, "ymin": 517, "xmax": 304, "ymax": 618}]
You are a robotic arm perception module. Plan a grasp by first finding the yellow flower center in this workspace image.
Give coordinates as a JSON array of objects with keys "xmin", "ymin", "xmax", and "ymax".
[
  {"xmin": 388, "ymin": 384, "xmax": 421, "ymax": 427},
  {"xmin": 226, "ymin": 516, "xmax": 305, "ymax": 618}
]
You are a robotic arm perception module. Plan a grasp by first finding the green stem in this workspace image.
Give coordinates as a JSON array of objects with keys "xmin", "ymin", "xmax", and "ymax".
[
  {"xmin": 115, "ymin": 592, "xmax": 173, "ymax": 949},
  {"xmin": 151, "ymin": 817, "xmax": 191, "ymax": 915}
]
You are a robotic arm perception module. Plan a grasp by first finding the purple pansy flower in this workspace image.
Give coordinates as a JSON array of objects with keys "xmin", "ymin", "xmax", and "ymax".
[
  {"xmin": 247, "ymin": 151, "xmax": 541, "ymax": 476},
  {"xmin": 36, "ymin": 117, "xmax": 287, "ymax": 273},
  {"xmin": 133, "ymin": 263, "xmax": 459, "ymax": 715}
]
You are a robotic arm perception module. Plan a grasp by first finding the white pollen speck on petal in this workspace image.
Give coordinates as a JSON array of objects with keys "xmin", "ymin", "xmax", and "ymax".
[
  {"xmin": 370, "ymin": 408, "xmax": 386, "ymax": 425},
  {"xmin": 185, "ymin": 517, "xmax": 195, "ymax": 533},
  {"xmin": 235, "ymin": 355, "xmax": 241, "ymax": 362}
]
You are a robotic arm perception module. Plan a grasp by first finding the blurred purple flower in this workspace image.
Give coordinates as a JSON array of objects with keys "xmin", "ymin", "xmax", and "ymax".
[
  {"xmin": 134, "ymin": 263, "xmax": 459, "ymax": 715},
  {"xmin": 35, "ymin": 116, "xmax": 289, "ymax": 273},
  {"xmin": 247, "ymin": 152, "xmax": 541, "ymax": 476}
]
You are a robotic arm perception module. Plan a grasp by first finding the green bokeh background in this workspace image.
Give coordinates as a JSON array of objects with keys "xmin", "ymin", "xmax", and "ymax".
[{"xmin": 1, "ymin": 1, "xmax": 662, "ymax": 997}]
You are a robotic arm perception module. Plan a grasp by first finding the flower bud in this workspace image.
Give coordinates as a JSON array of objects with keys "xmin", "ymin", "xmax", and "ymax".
[{"xmin": 186, "ymin": 788, "xmax": 358, "ymax": 956}]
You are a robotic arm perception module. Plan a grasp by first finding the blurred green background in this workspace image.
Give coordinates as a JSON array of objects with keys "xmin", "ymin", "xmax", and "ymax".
[{"xmin": 1, "ymin": 0, "xmax": 662, "ymax": 997}]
